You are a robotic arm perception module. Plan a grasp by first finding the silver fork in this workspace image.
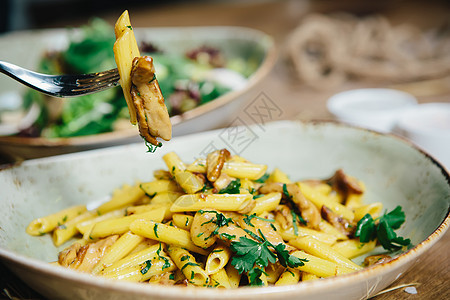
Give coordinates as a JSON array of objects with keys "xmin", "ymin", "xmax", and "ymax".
[{"xmin": 0, "ymin": 61, "xmax": 120, "ymax": 97}]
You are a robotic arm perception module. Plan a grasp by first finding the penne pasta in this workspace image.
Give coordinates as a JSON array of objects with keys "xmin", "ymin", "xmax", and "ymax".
[
  {"xmin": 52, "ymin": 210, "xmax": 97, "ymax": 246},
  {"xmin": 210, "ymin": 268, "xmax": 231, "ymax": 288},
  {"xmin": 291, "ymin": 251, "xmax": 355, "ymax": 278},
  {"xmin": 96, "ymin": 184, "xmax": 144, "ymax": 215},
  {"xmin": 275, "ymin": 268, "xmax": 301, "ymax": 286},
  {"xmin": 92, "ymin": 231, "xmax": 144, "ymax": 274},
  {"xmin": 170, "ymin": 193, "xmax": 253, "ymax": 213},
  {"xmin": 205, "ymin": 244, "xmax": 232, "ymax": 275},
  {"xmin": 289, "ymin": 236, "xmax": 362, "ymax": 271},
  {"xmin": 89, "ymin": 208, "xmax": 166, "ymax": 239},
  {"xmin": 298, "ymin": 182, "xmax": 355, "ymax": 221},
  {"xmin": 331, "ymin": 239, "xmax": 377, "ymax": 259},
  {"xmin": 130, "ymin": 219, "xmax": 208, "ymax": 255},
  {"xmin": 167, "ymin": 246, "xmax": 210, "ymax": 286},
  {"xmin": 27, "ymin": 204, "xmax": 87, "ymax": 236}
]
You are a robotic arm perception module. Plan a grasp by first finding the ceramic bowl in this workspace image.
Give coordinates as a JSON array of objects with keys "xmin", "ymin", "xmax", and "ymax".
[
  {"xmin": 0, "ymin": 120, "xmax": 449, "ymax": 300},
  {"xmin": 0, "ymin": 26, "xmax": 277, "ymax": 161},
  {"xmin": 327, "ymin": 88, "xmax": 418, "ymax": 133}
]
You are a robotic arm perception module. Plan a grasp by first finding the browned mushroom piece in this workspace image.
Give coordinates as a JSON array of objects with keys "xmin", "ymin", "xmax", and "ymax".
[
  {"xmin": 326, "ymin": 169, "xmax": 363, "ymax": 203},
  {"xmin": 321, "ymin": 205, "xmax": 355, "ymax": 237},
  {"xmin": 259, "ymin": 182, "xmax": 321, "ymax": 228},
  {"xmin": 130, "ymin": 56, "xmax": 172, "ymax": 146},
  {"xmin": 363, "ymin": 254, "xmax": 392, "ymax": 266},
  {"xmin": 58, "ymin": 235, "xmax": 119, "ymax": 272},
  {"xmin": 206, "ymin": 149, "xmax": 231, "ymax": 182}
]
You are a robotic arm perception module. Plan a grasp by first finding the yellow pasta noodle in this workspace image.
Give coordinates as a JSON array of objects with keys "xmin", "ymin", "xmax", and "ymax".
[
  {"xmin": 130, "ymin": 219, "xmax": 208, "ymax": 255},
  {"xmin": 96, "ymin": 183, "xmax": 144, "ymax": 215},
  {"xmin": 167, "ymin": 246, "xmax": 210, "ymax": 286},
  {"xmin": 331, "ymin": 239, "xmax": 377, "ymax": 259},
  {"xmin": 289, "ymin": 236, "xmax": 362, "ymax": 271},
  {"xmin": 27, "ymin": 204, "xmax": 87, "ymax": 236},
  {"xmin": 205, "ymin": 244, "xmax": 231, "ymax": 275},
  {"xmin": 291, "ymin": 251, "xmax": 355, "ymax": 278},
  {"xmin": 298, "ymin": 182, "xmax": 355, "ymax": 220},
  {"xmin": 275, "ymin": 268, "xmax": 301, "ymax": 286},
  {"xmin": 92, "ymin": 231, "xmax": 144, "ymax": 274},
  {"xmin": 89, "ymin": 208, "xmax": 166, "ymax": 239},
  {"xmin": 170, "ymin": 193, "xmax": 253, "ymax": 213}
]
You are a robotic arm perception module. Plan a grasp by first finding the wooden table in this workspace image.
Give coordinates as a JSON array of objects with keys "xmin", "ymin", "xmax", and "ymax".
[{"xmin": 1, "ymin": 0, "xmax": 449, "ymax": 299}]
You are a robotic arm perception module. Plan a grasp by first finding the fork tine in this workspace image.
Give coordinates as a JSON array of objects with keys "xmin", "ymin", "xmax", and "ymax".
[{"xmin": 0, "ymin": 61, "xmax": 120, "ymax": 97}]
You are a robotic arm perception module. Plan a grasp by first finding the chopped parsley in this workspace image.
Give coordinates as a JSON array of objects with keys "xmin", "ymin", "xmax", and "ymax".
[
  {"xmin": 255, "ymin": 173, "xmax": 270, "ymax": 183},
  {"xmin": 181, "ymin": 262, "xmax": 200, "ymax": 271},
  {"xmin": 218, "ymin": 179, "xmax": 241, "ymax": 194},
  {"xmin": 180, "ymin": 255, "xmax": 190, "ymax": 261},
  {"xmin": 219, "ymin": 233, "xmax": 236, "ymax": 240},
  {"xmin": 156, "ymin": 243, "xmax": 171, "ymax": 270},
  {"xmin": 140, "ymin": 260, "xmax": 152, "ymax": 275},
  {"xmin": 230, "ymin": 229, "xmax": 306, "ymax": 286},
  {"xmin": 153, "ymin": 223, "xmax": 159, "ymax": 238},
  {"xmin": 144, "ymin": 139, "xmax": 162, "ymax": 153},
  {"xmin": 355, "ymin": 206, "xmax": 411, "ymax": 251},
  {"xmin": 198, "ymin": 210, "xmax": 234, "ymax": 239},
  {"xmin": 243, "ymin": 213, "xmax": 275, "ymax": 228}
]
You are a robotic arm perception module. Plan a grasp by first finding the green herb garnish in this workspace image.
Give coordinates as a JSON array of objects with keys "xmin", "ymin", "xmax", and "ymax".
[
  {"xmin": 218, "ymin": 179, "xmax": 241, "ymax": 194},
  {"xmin": 255, "ymin": 173, "xmax": 270, "ymax": 183},
  {"xmin": 230, "ymin": 229, "xmax": 306, "ymax": 286},
  {"xmin": 140, "ymin": 260, "xmax": 152, "ymax": 275},
  {"xmin": 355, "ymin": 206, "xmax": 411, "ymax": 251},
  {"xmin": 153, "ymin": 223, "xmax": 159, "ymax": 238}
]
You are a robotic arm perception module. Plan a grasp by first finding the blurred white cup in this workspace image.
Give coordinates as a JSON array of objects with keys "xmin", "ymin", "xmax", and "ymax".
[
  {"xmin": 394, "ymin": 103, "xmax": 450, "ymax": 170},
  {"xmin": 327, "ymin": 88, "xmax": 418, "ymax": 133}
]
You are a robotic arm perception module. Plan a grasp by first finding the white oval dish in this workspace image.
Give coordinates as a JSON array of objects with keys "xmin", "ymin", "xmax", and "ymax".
[
  {"xmin": 0, "ymin": 120, "xmax": 449, "ymax": 300},
  {"xmin": 327, "ymin": 88, "xmax": 418, "ymax": 133}
]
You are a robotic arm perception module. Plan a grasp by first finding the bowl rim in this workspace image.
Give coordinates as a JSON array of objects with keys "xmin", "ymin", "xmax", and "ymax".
[
  {"xmin": 0, "ymin": 25, "xmax": 278, "ymax": 147},
  {"xmin": 0, "ymin": 120, "xmax": 449, "ymax": 298}
]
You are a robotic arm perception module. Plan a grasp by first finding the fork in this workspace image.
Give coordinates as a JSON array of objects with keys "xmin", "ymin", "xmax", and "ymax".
[{"xmin": 0, "ymin": 61, "xmax": 120, "ymax": 97}]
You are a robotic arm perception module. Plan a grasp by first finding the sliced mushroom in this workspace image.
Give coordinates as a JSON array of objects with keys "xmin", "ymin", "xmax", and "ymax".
[
  {"xmin": 206, "ymin": 149, "xmax": 231, "ymax": 182},
  {"xmin": 326, "ymin": 169, "xmax": 363, "ymax": 203},
  {"xmin": 259, "ymin": 182, "xmax": 321, "ymax": 228},
  {"xmin": 130, "ymin": 56, "xmax": 172, "ymax": 145},
  {"xmin": 363, "ymin": 254, "xmax": 392, "ymax": 266},
  {"xmin": 58, "ymin": 235, "xmax": 119, "ymax": 273},
  {"xmin": 321, "ymin": 205, "xmax": 355, "ymax": 238}
]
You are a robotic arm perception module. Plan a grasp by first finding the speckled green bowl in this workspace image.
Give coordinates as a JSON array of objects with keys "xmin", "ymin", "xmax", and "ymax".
[{"xmin": 0, "ymin": 120, "xmax": 449, "ymax": 300}]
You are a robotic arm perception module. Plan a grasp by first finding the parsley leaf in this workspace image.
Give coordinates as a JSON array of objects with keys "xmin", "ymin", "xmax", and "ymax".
[
  {"xmin": 230, "ymin": 230, "xmax": 306, "ymax": 286},
  {"xmin": 274, "ymin": 243, "xmax": 306, "ymax": 268},
  {"xmin": 140, "ymin": 260, "xmax": 152, "ymax": 275},
  {"xmin": 355, "ymin": 206, "xmax": 411, "ymax": 251},
  {"xmin": 218, "ymin": 179, "xmax": 241, "ymax": 194},
  {"xmin": 248, "ymin": 267, "xmax": 267, "ymax": 286},
  {"xmin": 230, "ymin": 236, "xmax": 276, "ymax": 274},
  {"xmin": 355, "ymin": 214, "xmax": 376, "ymax": 243},
  {"xmin": 380, "ymin": 205, "xmax": 405, "ymax": 230},
  {"xmin": 255, "ymin": 173, "xmax": 270, "ymax": 183}
]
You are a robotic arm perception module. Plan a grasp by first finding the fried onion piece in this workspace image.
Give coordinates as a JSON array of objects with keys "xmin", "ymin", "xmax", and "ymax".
[{"xmin": 131, "ymin": 56, "xmax": 172, "ymax": 145}]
